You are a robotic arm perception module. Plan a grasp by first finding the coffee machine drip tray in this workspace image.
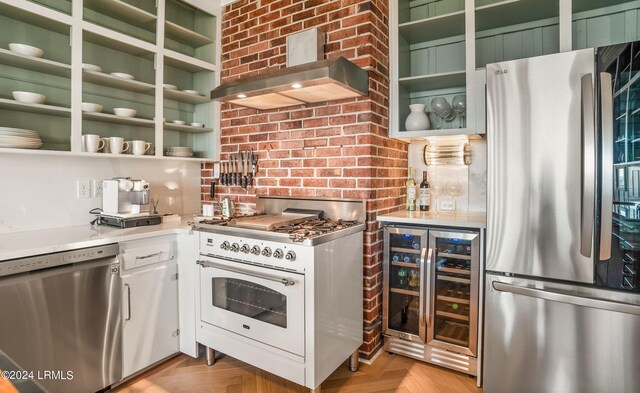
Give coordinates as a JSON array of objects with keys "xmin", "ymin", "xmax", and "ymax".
[{"xmin": 97, "ymin": 213, "xmax": 162, "ymax": 228}]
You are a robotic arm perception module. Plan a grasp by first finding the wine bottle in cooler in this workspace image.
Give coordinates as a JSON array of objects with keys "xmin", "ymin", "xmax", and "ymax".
[
  {"xmin": 406, "ymin": 167, "xmax": 417, "ymax": 211},
  {"xmin": 419, "ymin": 171, "xmax": 430, "ymax": 211}
]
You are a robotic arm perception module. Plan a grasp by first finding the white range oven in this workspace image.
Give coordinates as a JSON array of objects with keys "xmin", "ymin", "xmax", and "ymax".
[
  {"xmin": 198, "ymin": 246, "xmax": 306, "ymax": 356},
  {"xmin": 192, "ymin": 196, "xmax": 367, "ymax": 392}
]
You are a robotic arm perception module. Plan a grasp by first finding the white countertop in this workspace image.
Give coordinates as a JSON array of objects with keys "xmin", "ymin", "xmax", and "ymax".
[
  {"xmin": 377, "ymin": 210, "xmax": 486, "ymax": 229},
  {"xmin": 0, "ymin": 217, "xmax": 194, "ymax": 261}
]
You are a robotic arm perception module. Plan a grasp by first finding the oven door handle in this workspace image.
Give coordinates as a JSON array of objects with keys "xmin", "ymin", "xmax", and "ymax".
[{"xmin": 197, "ymin": 259, "xmax": 296, "ymax": 286}]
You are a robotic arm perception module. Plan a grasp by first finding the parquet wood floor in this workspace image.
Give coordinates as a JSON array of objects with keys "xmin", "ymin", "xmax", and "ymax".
[{"xmin": 110, "ymin": 349, "xmax": 482, "ymax": 393}]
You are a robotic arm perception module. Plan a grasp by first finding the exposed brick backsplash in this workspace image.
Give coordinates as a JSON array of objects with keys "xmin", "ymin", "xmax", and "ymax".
[{"xmin": 201, "ymin": 0, "xmax": 408, "ymax": 359}]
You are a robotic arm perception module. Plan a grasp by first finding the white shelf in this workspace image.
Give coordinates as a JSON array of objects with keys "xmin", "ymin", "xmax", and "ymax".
[
  {"xmin": 164, "ymin": 122, "xmax": 213, "ymax": 133},
  {"xmin": 84, "ymin": 0, "xmax": 156, "ymax": 25},
  {"xmin": 475, "ymin": 0, "xmax": 559, "ymax": 32},
  {"xmin": 83, "ymin": 70, "xmax": 155, "ymax": 94},
  {"xmin": 165, "ymin": 20, "xmax": 213, "ymax": 47},
  {"xmin": 399, "ymin": 11, "xmax": 465, "ymax": 44},
  {"xmin": 0, "ymin": 147, "xmax": 214, "ymax": 161},
  {"xmin": 164, "ymin": 88, "xmax": 211, "ymax": 104},
  {"xmin": 82, "ymin": 21, "xmax": 156, "ymax": 56},
  {"xmin": 82, "ymin": 111, "xmax": 155, "ymax": 128},
  {"xmin": 0, "ymin": 48, "xmax": 71, "ymax": 77},
  {"xmin": 0, "ymin": 1, "xmax": 72, "ymax": 33},
  {"xmin": 394, "ymin": 128, "xmax": 480, "ymax": 140},
  {"xmin": 0, "ymin": 98, "xmax": 71, "ymax": 117},
  {"xmin": 399, "ymin": 71, "xmax": 466, "ymax": 92},
  {"xmin": 164, "ymin": 49, "xmax": 215, "ymax": 72}
]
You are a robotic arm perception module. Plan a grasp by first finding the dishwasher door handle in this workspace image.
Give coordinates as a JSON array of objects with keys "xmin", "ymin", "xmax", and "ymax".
[
  {"xmin": 124, "ymin": 284, "xmax": 131, "ymax": 321},
  {"xmin": 493, "ymin": 281, "xmax": 640, "ymax": 316}
]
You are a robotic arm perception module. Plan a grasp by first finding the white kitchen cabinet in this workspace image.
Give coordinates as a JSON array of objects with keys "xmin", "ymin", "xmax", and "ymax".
[
  {"xmin": 119, "ymin": 235, "xmax": 180, "ymax": 378},
  {"xmin": 0, "ymin": 0, "xmax": 222, "ymax": 161},
  {"xmin": 121, "ymin": 261, "xmax": 179, "ymax": 378}
]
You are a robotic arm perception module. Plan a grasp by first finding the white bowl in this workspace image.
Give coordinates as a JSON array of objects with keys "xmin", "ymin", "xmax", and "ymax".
[
  {"xmin": 82, "ymin": 63, "xmax": 102, "ymax": 72},
  {"xmin": 190, "ymin": 122, "xmax": 204, "ymax": 128},
  {"xmin": 113, "ymin": 108, "xmax": 137, "ymax": 117},
  {"xmin": 9, "ymin": 43, "xmax": 44, "ymax": 58},
  {"xmin": 82, "ymin": 102, "xmax": 103, "ymax": 112},
  {"xmin": 163, "ymin": 84, "xmax": 178, "ymax": 90},
  {"xmin": 172, "ymin": 120, "xmax": 186, "ymax": 125},
  {"xmin": 110, "ymin": 72, "xmax": 134, "ymax": 80},
  {"xmin": 182, "ymin": 89, "xmax": 199, "ymax": 95},
  {"xmin": 12, "ymin": 91, "xmax": 46, "ymax": 104}
]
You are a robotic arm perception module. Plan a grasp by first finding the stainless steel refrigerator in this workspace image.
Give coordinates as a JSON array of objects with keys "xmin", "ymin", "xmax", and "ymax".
[{"xmin": 485, "ymin": 43, "xmax": 640, "ymax": 393}]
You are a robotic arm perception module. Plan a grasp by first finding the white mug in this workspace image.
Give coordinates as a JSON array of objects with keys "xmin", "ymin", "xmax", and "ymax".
[
  {"xmin": 109, "ymin": 137, "xmax": 129, "ymax": 154},
  {"xmin": 202, "ymin": 204, "xmax": 214, "ymax": 217},
  {"xmin": 132, "ymin": 140, "xmax": 151, "ymax": 156},
  {"xmin": 124, "ymin": 140, "xmax": 133, "ymax": 154},
  {"xmin": 101, "ymin": 138, "xmax": 110, "ymax": 153},
  {"xmin": 84, "ymin": 134, "xmax": 105, "ymax": 153}
]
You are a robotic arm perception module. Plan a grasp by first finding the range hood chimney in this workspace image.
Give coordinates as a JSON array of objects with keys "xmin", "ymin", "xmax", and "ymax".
[{"xmin": 210, "ymin": 28, "xmax": 369, "ymax": 110}]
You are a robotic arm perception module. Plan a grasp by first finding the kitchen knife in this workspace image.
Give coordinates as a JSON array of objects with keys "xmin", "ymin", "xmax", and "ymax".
[
  {"xmin": 238, "ymin": 151, "xmax": 245, "ymax": 189},
  {"xmin": 247, "ymin": 149, "xmax": 254, "ymax": 188},
  {"xmin": 210, "ymin": 180, "xmax": 215, "ymax": 199},
  {"xmin": 229, "ymin": 155, "xmax": 235, "ymax": 186},
  {"xmin": 236, "ymin": 153, "xmax": 241, "ymax": 186},
  {"xmin": 221, "ymin": 162, "xmax": 227, "ymax": 185},
  {"xmin": 241, "ymin": 151, "xmax": 248, "ymax": 189}
]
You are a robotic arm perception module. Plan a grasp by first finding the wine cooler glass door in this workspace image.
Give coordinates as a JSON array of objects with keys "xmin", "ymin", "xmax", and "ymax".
[
  {"xmin": 383, "ymin": 226, "xmax": 429, "ymax": 342},
  {"xmin": 427, "ymin": 230, "xmax": 479, "ymax": 356}
]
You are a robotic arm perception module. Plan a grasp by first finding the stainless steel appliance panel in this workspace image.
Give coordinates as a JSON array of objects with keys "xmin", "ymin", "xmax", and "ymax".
[
  {"xmin": 0, "ymin": 253, "xmax": 122, "ymax": 393},
  {"xmin": 487, "ymin": 49, "xmax": 596, "ymax": 283},
  {"xmin": 485, "ymin": 274, "xmax": 640, "ymax": 393}
]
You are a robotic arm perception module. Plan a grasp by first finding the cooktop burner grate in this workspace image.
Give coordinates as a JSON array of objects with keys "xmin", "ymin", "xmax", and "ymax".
[{"xmin": 272, "ymin": 219, "xmax": 359, "ymax": 242}]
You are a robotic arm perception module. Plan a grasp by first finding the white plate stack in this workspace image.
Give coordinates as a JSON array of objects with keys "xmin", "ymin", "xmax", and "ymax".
[
  {"xmin": 166, "ymin": 146, "xmax": 193, "ymax": 157},
  {"xmin": 0, "ymin": 127, "xmax": 43, "ymax": 149}
]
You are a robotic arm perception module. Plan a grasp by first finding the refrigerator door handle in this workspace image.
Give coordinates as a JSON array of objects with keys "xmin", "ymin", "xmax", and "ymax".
[
  {"xmin": 418, "ymin": 247, "xmax": 429, "ymax": 342},
  {"xmin": 580, "ymin": 74, "xmax": 595, "ymax": 258},
  {"xmin": 493, "ymin": 281, "xmax": 640, "ymax": 316},
  {"xmin": 600, "ymin": 72, "xmax": 614, "ymax": 260}
]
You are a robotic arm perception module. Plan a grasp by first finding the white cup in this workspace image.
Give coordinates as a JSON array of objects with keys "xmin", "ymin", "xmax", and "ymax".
[
  {"xmin": 132, "ymin": 140, "xmax": 151, "ymax": 156},
  {"xmin": 130, "ymin": 205, "xmax": 141, "ymax": 214},
  {"xmin": 109, "ymin": 137, "xmax": 129, "ymax": 154},
  {"xmin": 101, "ymin": 138, "xmax": 110, "ymax": 153},
  {"xmin": 84, "ymin": 134, "xmax": 105, "ymax": 153},
  {"xmin": 203, "ymin": 204, "xmax": 214, "ymax": 217}
]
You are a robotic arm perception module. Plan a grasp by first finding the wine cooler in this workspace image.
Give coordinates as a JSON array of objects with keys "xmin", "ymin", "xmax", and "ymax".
[{"xmin": 383, "ymin": 225, "xmax": 481, "ymax": 376}]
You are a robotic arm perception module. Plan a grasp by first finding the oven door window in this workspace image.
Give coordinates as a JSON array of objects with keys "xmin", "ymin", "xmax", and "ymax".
[{"xmin": 212, "ymin": 277, "xmax": 287, "ymax": 328}]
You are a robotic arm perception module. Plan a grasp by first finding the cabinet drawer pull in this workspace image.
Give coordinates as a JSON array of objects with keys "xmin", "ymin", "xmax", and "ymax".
[{"xmin": 135, "ymin": 252, "xmax": 163, "ymax": 260}]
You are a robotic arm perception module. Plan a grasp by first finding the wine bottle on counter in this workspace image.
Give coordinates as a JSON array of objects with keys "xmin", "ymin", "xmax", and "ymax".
[
  {"xmin": 419, "ymin": 171, "xmax": 430, "ymax": 211},
  {"xmin": 406, "ymin": 167, "xmax": 417, "ymax": 211}
]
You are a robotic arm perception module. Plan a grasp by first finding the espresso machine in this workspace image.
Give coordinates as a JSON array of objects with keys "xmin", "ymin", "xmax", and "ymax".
[{"xmin": 98, "ymin": 177, "xmax": 162, "ymax": 228}]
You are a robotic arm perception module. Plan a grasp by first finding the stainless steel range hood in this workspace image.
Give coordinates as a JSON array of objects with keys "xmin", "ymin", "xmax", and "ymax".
[{"xmin": 210, "ymin": 29, "xmax": 369, "ymax": 110}]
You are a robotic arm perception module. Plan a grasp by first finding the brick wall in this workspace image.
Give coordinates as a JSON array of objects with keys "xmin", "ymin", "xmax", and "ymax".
[{"xmin": 201, "ymin": 0, "xmax": 408, "ymax": 360}]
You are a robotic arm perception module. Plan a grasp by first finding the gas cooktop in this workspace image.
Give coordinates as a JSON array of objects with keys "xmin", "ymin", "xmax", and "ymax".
[{"xmin": 192, "ymin": 208, "xmax": 364, "ymax": 246}]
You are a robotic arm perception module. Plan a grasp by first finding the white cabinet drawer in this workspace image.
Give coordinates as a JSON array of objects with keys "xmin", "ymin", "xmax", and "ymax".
[{"xmin": 120, "ymin": 235, "xmax": 176, "ymax": 270}]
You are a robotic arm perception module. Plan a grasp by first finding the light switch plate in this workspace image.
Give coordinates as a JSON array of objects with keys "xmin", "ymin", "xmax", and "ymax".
[{"xmin": 439, "ymin": 200, "xmax": 455, "ymax": 211}]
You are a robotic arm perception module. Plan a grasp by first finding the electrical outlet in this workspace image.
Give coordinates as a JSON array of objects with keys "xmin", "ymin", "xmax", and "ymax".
[
  {"xmin": 77, "ymin": 180, "xmax": 90, "ymax": 199},
  {"xmin": 92, "ymin": 179, "xmax": 103, "ymax": 198},
  {"xmin": 439, "ymin": 200, "xmax": 455, "ymax": 211}
]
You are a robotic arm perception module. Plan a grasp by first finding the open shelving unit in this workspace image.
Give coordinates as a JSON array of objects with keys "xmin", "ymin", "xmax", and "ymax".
[
  {"xmin": 0, "ymin": 0, "xmax": 221, "ymax": 161},
  {"xmin": 390, "ymin": 0, "xmax": 640, "ymax": 141}
]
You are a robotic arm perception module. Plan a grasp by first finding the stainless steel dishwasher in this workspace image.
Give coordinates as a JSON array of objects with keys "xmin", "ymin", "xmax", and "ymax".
[{"xmin": 0, "ymin": 244, "xmax": 122, "ymax": 393}]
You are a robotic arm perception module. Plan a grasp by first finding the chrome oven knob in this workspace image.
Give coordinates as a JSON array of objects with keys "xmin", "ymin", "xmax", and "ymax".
[
  {"xmin": 220, "ymin": 241, "xmax": 230, "ymax": 251},
  {"xmin": 231, "ymin": 243, "xmax": 240, "ymax": 252},
  {"xmin": 240, "ymin": 244, "xmax": 250, "ymax": 254},
  {"xmin": 273, "ymin": 249, "xmax": 284, "ymax": 259},
  {"xmin": 251, "ymin": 245, "xmax": 261, "ymax": 255},
  {"xmin": 285, "ymin": 251, "xmax": 296, "ymax": 261},
  {"xmin": 261, "ymin": 247, "xmax": 272, "ymax": 257}
]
